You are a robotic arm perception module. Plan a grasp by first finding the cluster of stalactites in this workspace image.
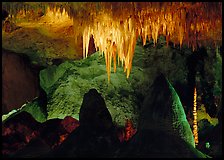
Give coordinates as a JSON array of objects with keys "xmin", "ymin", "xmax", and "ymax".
[
  {"xmin": 82, "ymin": 12, "xmax": 137, "ymax": 81},
  {"xmin": 73, "ymin": 2, "xmax": 222, "ymax": 81},
  {"xmin": 3, "ymin": 2, "xmax": 222, "ymax": 81},
  {"xmin": 45, "ymin": 6, "xmax": 71, "ymax": 24}
]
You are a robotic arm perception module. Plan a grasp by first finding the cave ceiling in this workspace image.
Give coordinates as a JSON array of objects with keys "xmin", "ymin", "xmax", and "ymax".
[{"xmin": 2, "ymin": 2, "xmax": 222, "ymax": 80}]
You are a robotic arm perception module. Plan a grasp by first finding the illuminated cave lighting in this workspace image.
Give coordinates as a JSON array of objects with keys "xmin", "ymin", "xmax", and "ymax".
[
  {"xmin": 58, "ymin": 134, "xmax": 67, "ymax": 145},
  {"xmin": 15, "ymin": 6, "xmax": 71, "ymax": 24},
  {"xmin": 45, "ymin": 7, "xmax": 71, "ymax": 24},
  {"xmin": 5, "ymin": 2, "xmax": 222, "ymax": 81},
  {"xmin": 118, "ymin": 119, "xmax": 137, "ymax": 142},
  {"xmin": 77, "ymin": 2, "xmax": 222, "ymax": 81},
  {"xmin": 193, "ymin": 87, "xmax": 199, "ymax": 146},
  {"xmin": 124, "ymin": 119, "xmax": 137, "ymax": 141},
  {"xmin": 82, "ymin": 13, "xmax": 137, "ymax": 81}
]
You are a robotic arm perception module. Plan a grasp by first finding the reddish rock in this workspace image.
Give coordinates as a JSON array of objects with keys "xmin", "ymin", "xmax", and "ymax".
[
  {"xmin": 39, "ymin": 116, "xmax": 80, "ymax": 149},
  {"xmin": 2, "ymin": 112, "xmax": 41, "ymax": 155},
  {"xmin": 61, "ymin": 116, "xmax": 80, "ymax": 133},
  {"xmin": 2, "ymin": 49, "xmax": 40, "ymax": 114},
  {"xmin": 117, "ymin": 119, "xmax": 137, "ymax": 142},
  {"xmin": 54, "ymin": 89, "xmax": 120, "ymax": 157},
  {"xmin": 2, "ymin": 112, "xmax": 80, "ymax": 156}
]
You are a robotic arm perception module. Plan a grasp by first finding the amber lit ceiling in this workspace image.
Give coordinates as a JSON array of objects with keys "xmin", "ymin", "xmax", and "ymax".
[{"xmin": 2, "ymin": 2, "xmax": 222, "ymax": 80}]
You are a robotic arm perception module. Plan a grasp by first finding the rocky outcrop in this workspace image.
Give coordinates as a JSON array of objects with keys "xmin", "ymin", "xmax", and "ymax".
[
  {"xmin": 115, "ymin": 74, "xmax": 208, "ymax": 158},
  {"xmin": 39, "ymin": 116, "xmax": 79, "ymax": 149},
  {"xmin": 2, "ymin": 83, "xmax": 209, "ymax": 158},
  {"xmin": 36, "ymin": 37, "xmax": 221, "ymax": 128},
  {"xmin": 54, "ymin": 89, "xmax": 119, "ymax": 158},
  {"xmin": 79, "ymin": 88, "xmax": 113, "ymax": 131},
  {"xmin": 2, "ymin": 112, "xmax": 41, "ymax": 156},
  {"xmin": 2, "ymin": 112, "xmax": 79, "ymax": 157},
  {"xmin": 2, "ymin": 49, "xmax": 40, "ymax": 114},
  {"xmin": 39, "ymin": 53, "xmax": 140, "ymax": 126},
  {"xmin": 2, "ymin": 35, "xmax": 220, "ymax": 157},
  {"xmin": 139, "ymin": 73, "xmax": 195, "ymax": 147}
]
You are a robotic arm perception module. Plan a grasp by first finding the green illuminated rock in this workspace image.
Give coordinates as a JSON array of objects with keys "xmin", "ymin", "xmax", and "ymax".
[
  {"xmin": 39, "ymin": 61, "xmax": 74, "ymax": 94},
  {"xmin": 139, "ymin": 74, "xmax": 195, "ymax": 147},
  {"xmin": 37, "ymin": 38, "xmax": 193, "ymax": 127},
  {"xmin": 39, "ymin": 52, "xmax": 143, "ymax": 126},
  {"xmin": 2, "ymin": 99, "xmax": 47, "ymax": 123},
  {"xmin": 21, "ymin": 100, "xmax": 47, "ymax": 123}
]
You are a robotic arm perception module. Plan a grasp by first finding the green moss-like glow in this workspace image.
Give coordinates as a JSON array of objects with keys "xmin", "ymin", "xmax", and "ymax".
[
  {"xmin": 39, "ymin": 52, "xmax": 143, "ymax": 126},
  {"xmin": 2, "ymin": 99, "xmax": 47, "ymax": 123},
  {"xmin": 21, "ymin": 100, "xmax": 47, "ymax": 123},
  {"xmin": 167, "ymin": 79, "xmax": 195, "ymax": 147},
  {"xmin": 39, "ymin": 61, "xmax": 74, "ymax": 94}
]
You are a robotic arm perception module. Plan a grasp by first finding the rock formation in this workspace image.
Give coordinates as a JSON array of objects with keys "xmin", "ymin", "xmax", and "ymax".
[
  {"xmin": 54, "ymin": 89, "xmax": 119, "ymax": 157},
  {"xmin": 2, "ymin": 112, "xmax": 79, "ymax": 157},
  {"xmin": 2, "ymin": 49, "xmax": 40, "ymax": 114},
  {"xmin": 79, "ymin": 88, "xmax": 113, "ymax": 131},
  {"xmin": 116, "ymin": 74, "xmax": 208, "ymax": 158},
  {"xmin": 139, "ymin": 73, "xmax": 195, "ymax": 147}
]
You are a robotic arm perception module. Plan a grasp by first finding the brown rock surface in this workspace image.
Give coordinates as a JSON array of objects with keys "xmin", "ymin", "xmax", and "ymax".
[{"xmin": 2, "ymin": 49, "xmax": 40, "ymax": 114}]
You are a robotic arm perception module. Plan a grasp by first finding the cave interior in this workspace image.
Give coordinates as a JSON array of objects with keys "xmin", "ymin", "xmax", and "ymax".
[{"xmin": 1, "ymin": 2, "xmax": 223, "ymax": 158}]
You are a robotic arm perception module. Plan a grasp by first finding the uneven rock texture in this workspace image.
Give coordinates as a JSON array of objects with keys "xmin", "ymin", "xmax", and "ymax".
[
  {"xmin": 2, "ymin": 19, "xmax": 20, "ymax": 33},
  {"xmin": 2, "ymin": 112, "xmax": 41, "ymax": 156},
  {"xmin": 39, "ymin": 52, "xmax": 142, "ymax": 126},
  {"xmin": 115, "ymin": 74, "xmax": 209, "ymax": 158},
  {"xmin": 37, "ymin": 38, "xmax": 222, "ymax": 128},
  {"xmin": 2, "ymin": 49, "xmax": 40, "ymax": 114},
  {"xmin": 2, "ymin": 84, "xmax": 212, "ymax": 158},
  {"xmin": 20, "ymin": 98, "xmax": 47, "ymax": 123},
  {"xmin": 2, "ymin": 35, "xmax": 221, "ymax": 158},
  {"xmin": 53, "ymin": 89, "xmax": 119, "ymax": 158},
  {"xmin": 2, "ymin": 97, "xmax": 47, "ymax": 123},
  {"xmin": 2, "ymin": 112, "xmax": 79, "ymax": 157},
  {"xmin": 2, "ymin": 16, "xmax": 96, "ymax": 66},
  {"xmin": 4, "ymin": 35, "xmax": 221, "ymax": 129},
  {"xmin": 139, "ymin": 74, "xmax": 195, "ymax": 147}
]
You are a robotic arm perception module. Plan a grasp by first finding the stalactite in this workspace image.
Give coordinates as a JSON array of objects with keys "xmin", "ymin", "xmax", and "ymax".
[{"xmin": 2, "ymin": 2, "xmax": 222, "ymax": 81}]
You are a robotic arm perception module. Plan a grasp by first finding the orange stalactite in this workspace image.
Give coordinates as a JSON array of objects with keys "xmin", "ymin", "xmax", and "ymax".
[
  {"xmin": 5, "ymin": 2, "xmax": 222, "ymax": 81},
  {"xmin": 73, "ymin": 2, "xmax": 221, "ymax": 81},
  {"xmin": 45, "ymin": 7, "xmax": 70, "ymax": 23}
]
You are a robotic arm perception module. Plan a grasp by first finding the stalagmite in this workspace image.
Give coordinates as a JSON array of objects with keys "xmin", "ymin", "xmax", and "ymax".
[{"xmin": 193, "ymin": 87, "xmax": 199, "ymax": 146}]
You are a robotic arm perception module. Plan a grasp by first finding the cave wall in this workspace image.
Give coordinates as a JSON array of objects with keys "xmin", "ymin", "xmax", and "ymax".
[{"xmin": 2, "ymin": 49, "xmax": 40, "ymax": 114}]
